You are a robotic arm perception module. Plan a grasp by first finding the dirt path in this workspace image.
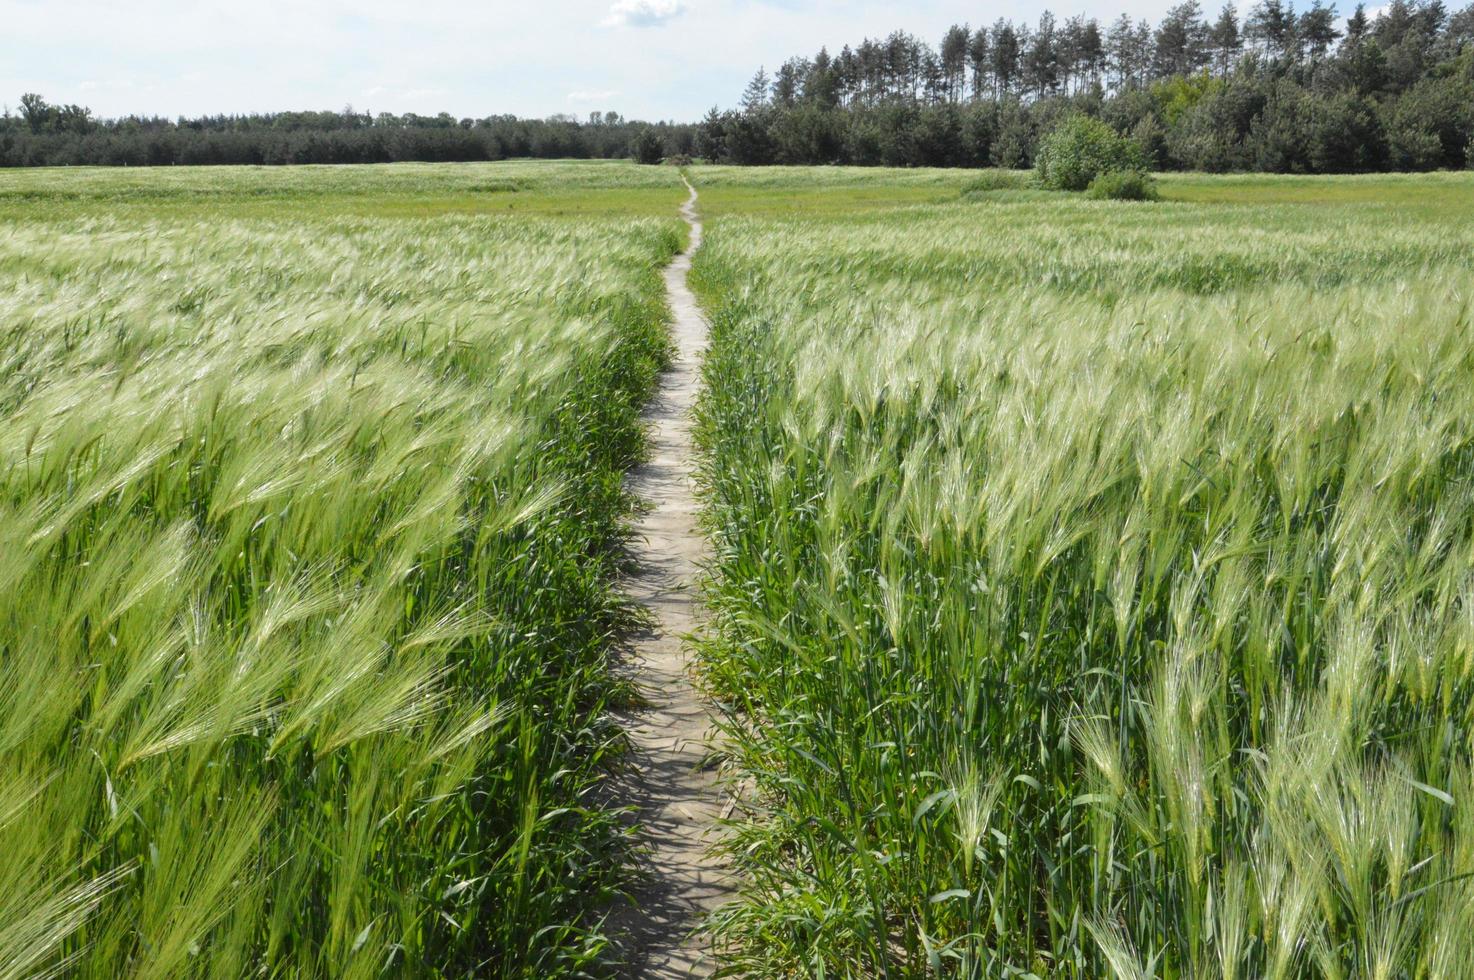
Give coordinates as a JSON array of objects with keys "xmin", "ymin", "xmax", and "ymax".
[{"xmin": 611, "ymin": 178, "xmax": 731, "ymax": 977}]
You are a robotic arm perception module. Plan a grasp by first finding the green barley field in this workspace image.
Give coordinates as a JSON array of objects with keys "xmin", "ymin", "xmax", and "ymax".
[
  {"xmin": 0, "ymin": 162, "xmax": 684, "ymax": 976},
  {"xmin": 689, "ymin": 166, "xmax": 1474, "ymax": 977},
  {"xmin": 3, "ymin": 160, "xmax": 1473, "ymax": 977}
]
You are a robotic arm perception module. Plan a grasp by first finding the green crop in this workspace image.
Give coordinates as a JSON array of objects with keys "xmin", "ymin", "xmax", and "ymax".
[
  {"xmin": 8, "ymin": 158, "xmax": 1474, "ymax": 978},
  {"xmin": 688, "ymin": 167, "xmax": 1474, "ymax": 977},
  {"xmin": 0, "ymin": 161, "xmax": 684, "ymax": 976}
]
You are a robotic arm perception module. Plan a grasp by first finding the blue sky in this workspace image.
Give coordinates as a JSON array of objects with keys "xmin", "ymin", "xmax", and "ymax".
[{"xmin": 4, "ymin": 0, "xmax": 1210, "ymax": 122}]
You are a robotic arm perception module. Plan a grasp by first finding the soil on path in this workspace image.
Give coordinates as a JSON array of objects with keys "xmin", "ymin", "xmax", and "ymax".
[{"xmin": 610, "ymin": 178, "xmax": 732, "ymax": 978}]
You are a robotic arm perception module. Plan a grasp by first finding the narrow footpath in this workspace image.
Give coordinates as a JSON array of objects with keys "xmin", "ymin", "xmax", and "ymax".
[{"xmin": 612, "ymin": 178, "xmax": 731, "ymax": 977}]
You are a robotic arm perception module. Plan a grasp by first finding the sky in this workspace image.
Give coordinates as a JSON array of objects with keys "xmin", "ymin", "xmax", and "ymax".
[{"xmin": 4, "ymin": 0, "xmax": 1211, "ymax": 123}]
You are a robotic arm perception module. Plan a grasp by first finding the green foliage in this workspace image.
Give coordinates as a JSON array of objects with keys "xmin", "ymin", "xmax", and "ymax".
[
  {"xmin": 684, "ymin": 2, "xmax": 1473, "ymax": 175},
  {"xmin": 1035, "ymin": 114, "xmax": 1144, "ymax": 191},
  {"xmin": 1247, "ymin": 80, "xmax": 1314, "ymax": 171},
  {"xmin": 990, "ymin": 101, "xmax": 1036, "ymax": 168},
  {"xmin": 1388, "ymin": 74, "xmax": 1474, "ymax": 169},
  {"xmin": 630, "ymin": 126, "xmax": 665, "ymax": 164},
  {"xmin": 1165, "ymin": 80, "xmax": 1265, "ymax": 172},
  {"xmin": 769, "ymin": 103, "xmax": 845, "ymax": 164},
  {"xmin": 0, "ymin": 100, "xmax": 699, "ymax": 167},
  {"xmin": 1388, "ymin": 112, "xmax": 1447, "ymax": 169},
  {"xmin": 1150, "ymin": 72, "xmax": 1223, "ymax": 126},
  {"xmin": 1131, "ymin": 112, "xmax": 1170, "ymax": 170},
  {"xmin": 1086, "ymin": 168, "xmax": 1160, "ymax": 199},
  {"xmin": 1307, "ymin": 94, "xmax": 1389, "ymax": 172}
]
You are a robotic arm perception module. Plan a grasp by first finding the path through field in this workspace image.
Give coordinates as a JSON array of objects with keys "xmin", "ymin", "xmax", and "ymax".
[{"xmin": 612, "ymin": 178, "xmax": 731, "ymax": 977}]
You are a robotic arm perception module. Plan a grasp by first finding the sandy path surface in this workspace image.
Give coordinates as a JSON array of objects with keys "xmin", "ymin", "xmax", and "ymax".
[{"xmin": 610, "ymin": 178, "xmax": 732, "ymax": 977}]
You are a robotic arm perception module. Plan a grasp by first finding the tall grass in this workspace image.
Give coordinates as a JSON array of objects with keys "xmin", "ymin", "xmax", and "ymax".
[
  {"xmin": 0, "ymin": 164, "xmax": 683, "ymax": 975},
  {"xmin": 688, "ymin": 171, "xmax": 1474, "ymax": 977}
]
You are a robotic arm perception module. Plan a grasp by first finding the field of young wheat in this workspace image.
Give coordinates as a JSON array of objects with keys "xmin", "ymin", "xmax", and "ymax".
[
  {"xmin": 688, "ymin": 168, "xmax": 1474, "ymax": 977},
  {"xmin": 0, "ymin": 161, "xmax": 686, "ymax": 976}
]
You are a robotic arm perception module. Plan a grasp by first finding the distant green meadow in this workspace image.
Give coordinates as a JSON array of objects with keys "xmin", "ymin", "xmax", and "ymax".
[
  {"xmin": 2, "ymin": 160, "xmax": 1472, "ymax": 977},
  {"xmin": 0, "ymin": 160, "xmax": 686, "ymax": 220}
]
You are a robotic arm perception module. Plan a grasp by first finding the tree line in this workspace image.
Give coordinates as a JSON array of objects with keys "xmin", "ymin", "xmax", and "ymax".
[
  {"xmin": 0, "ymin": 102, "xmax": 697, "ymax": 168},
  {"xmin": 697, "ymin": 0, "xmax": 1474, "ymax": 171},
  {"xmin": 5, "ymin": 0, "xmax": 1469, "ymax": 173}
]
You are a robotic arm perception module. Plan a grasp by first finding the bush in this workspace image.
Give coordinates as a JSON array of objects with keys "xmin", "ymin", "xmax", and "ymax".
[
  {"xmin": 1389, "ymin": 75, "xmax": 1474, "ymax": 170},
  {"xmin": 990, "ymin": 101, "xmax": 1034, "ymax": 168},
  {"xmin": 1166, "ymin": 80, "xmax": 1266, "ymax": 172},
  {"xmin": 1387, "ymin": 120, "xmax": 1444, "ymax": 171},
  {"xmin": 959, "ymin": 105, "xmax": 996, "ymax": 167},
  {"xmin": 1307, "ymin": 94, "xmax": 1387, "ymax": 173},
  {"xmin": 1035, "ymin": 113, "xmax": 1142, "ymax": 191},
  {"xmin": 1132, "ymin": 113, "xmax": 1169, "ymax": 170},
  {"xmin": 960, "ymin": 169, "xmax": 1029, "ymax": 196},
  {"xmin": 1247, "ymin": 82, "xmax": 1312, "ymax": 172},
  {"xmin": 630, "ymin": 127, "xmax": 664, "ymax": 165},
  {"xmin": 1085, "ymin": 169, "xmax": 1160, "ymax": 200}
]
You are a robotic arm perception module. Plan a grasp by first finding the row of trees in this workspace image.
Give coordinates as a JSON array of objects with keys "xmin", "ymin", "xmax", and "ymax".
[
  {"xmin": 753, "ymin": 0, "xmax": 1464, "ymax": 104},
  {"xmin": 0, "ymin": 102, "xmax": 697, "ymax": 168},
  {"xmin": 698, "ymin": 0, "xmax": 1474, "ymax": 171}
]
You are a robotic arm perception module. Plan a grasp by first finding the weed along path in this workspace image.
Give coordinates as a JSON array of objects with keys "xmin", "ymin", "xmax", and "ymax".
[{"xmin": 612, "ymin": 177, "xmax": 731, "ymax": 976}]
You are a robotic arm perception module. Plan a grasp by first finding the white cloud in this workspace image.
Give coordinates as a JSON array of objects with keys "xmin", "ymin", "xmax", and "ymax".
[
  {"xmin": 567, "ymin": 89, "xmax": 621, "ymax": 102},
  {"xmin": 602, "ymin": 0, "xmax": 685, "ymax": 28}
]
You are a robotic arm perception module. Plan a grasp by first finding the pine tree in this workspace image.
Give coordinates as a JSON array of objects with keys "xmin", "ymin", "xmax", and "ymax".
[
  {"xmin": 991, "ymin": 21, "xmax": 1022, "ymax": 95},
  {"xmin": 1154, "ymin": 1, "xmax": 1211, "ymax": 76},
  {"xmin": 968, "ymin": 28, "xmax": 992, "ymax": 99},
  {"xmin": 741, "ymin": 69, "xmax": 771, "ymax": 113},
  {"xmin": 1025, "ymin": 11, "xmax": 1060, "ymax": 96},
  {"xmin": 1247, "ymin": 0, "xmax": 1296, "ymax": 59},
  {"xmin": 1299, "ymin": 1, "xmax": 1343, "ymax": 61},
  {"xmin": 941, "ymin": 25, "xmax": 971, "ymax": 101},
  {"xmin": 1210, "ymin": 4, "xmax": 1244, "ymax": 71}
]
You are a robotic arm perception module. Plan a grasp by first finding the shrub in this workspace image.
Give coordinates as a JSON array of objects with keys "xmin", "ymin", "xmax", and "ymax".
[
  {"xmin": 1307, "ymin": 94, "xmax": 1388, "ymax": 173},
  {"xmin": 1387, "ymin": 121, "xmax": 1443, "ymax": 171},
  {"xmin": 1035, "ymin": 113, "xmax": 1143, "ymax": 191},
  {"xmin": 990, "ymin": 101, "xmax": 1034, "ymax": 168},
  {"xmin": 1085, "ymin": 169, "xmax": 1160, "ymax": 200},
  {"xmin": 630, "ymin": 127, "xmax": 664, "ymax": 165},
  {"xmin": 959, "ymin": 105, "xmax": 997, "ymax": 167},
  {"xmin": 1166, "ymin": 80, "xmax": 1266, "ymax": 172},
  {"xmin": 1247, "ymin": 81, "xmax": 1312, "ymax": 172},
  {"xmin": 1388, "ymin": 75, "xmax": 1474, "ymax": 170},
  {"xmin": 960, "ymin": 169, "xmax": 1029, "ymax": 196},
  {"xmin": 1132, "ymin": 113, "xmax": 1169, "ymax": 170}
]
